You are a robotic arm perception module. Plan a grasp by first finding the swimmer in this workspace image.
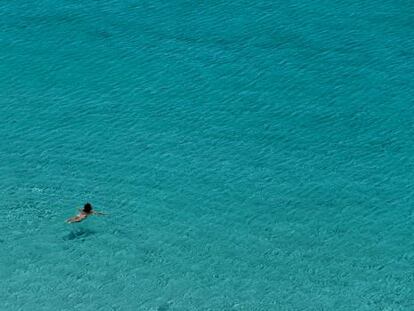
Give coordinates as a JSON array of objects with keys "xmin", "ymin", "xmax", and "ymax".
[{"xmin": 66, "ymin": 203, "xmax": 105, "ymax": 223}]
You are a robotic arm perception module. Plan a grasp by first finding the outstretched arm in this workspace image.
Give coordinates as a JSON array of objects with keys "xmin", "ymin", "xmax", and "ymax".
[{"xmin": 93, "ymin": 211, "xmax": 106, "ymax": 216}]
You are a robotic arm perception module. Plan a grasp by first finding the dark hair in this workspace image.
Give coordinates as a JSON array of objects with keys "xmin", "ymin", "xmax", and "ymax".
[{"xmin": 83, "ymin": 203, "xmax": 93, "ymax": 213}]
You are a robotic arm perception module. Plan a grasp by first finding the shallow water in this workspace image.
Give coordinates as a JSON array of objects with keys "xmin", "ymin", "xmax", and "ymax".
[{"xmin": 1, "ymin": 0, "xmax": 413, "ymax": 310}]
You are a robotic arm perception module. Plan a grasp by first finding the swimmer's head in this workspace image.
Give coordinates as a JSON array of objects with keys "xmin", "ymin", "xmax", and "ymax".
[{"xmin": 83, "ymin": 203, "xmax": 92, "ymax": 213}]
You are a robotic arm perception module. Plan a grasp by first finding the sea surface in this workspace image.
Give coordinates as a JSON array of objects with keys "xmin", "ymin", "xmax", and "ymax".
[{"xmin": 0, "ymin": 0, "xmax": 413, "ymax": 310}]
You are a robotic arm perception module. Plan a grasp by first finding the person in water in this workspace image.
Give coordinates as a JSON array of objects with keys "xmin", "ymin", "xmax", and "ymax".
[{"xmin": 66, "ymin": 203, "xmax": 105, "ymax": 223}]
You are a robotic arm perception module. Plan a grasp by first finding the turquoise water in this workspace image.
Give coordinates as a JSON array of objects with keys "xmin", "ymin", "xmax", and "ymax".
[{"xmin": 1, "ymin": 0, "xmax": 413, "ymax": 310}]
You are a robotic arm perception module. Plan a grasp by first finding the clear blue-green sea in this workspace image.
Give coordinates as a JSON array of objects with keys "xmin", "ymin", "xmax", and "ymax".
[{"xmin": 1, "ymin": 0, "xmax": 413, "ymax": 310}]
